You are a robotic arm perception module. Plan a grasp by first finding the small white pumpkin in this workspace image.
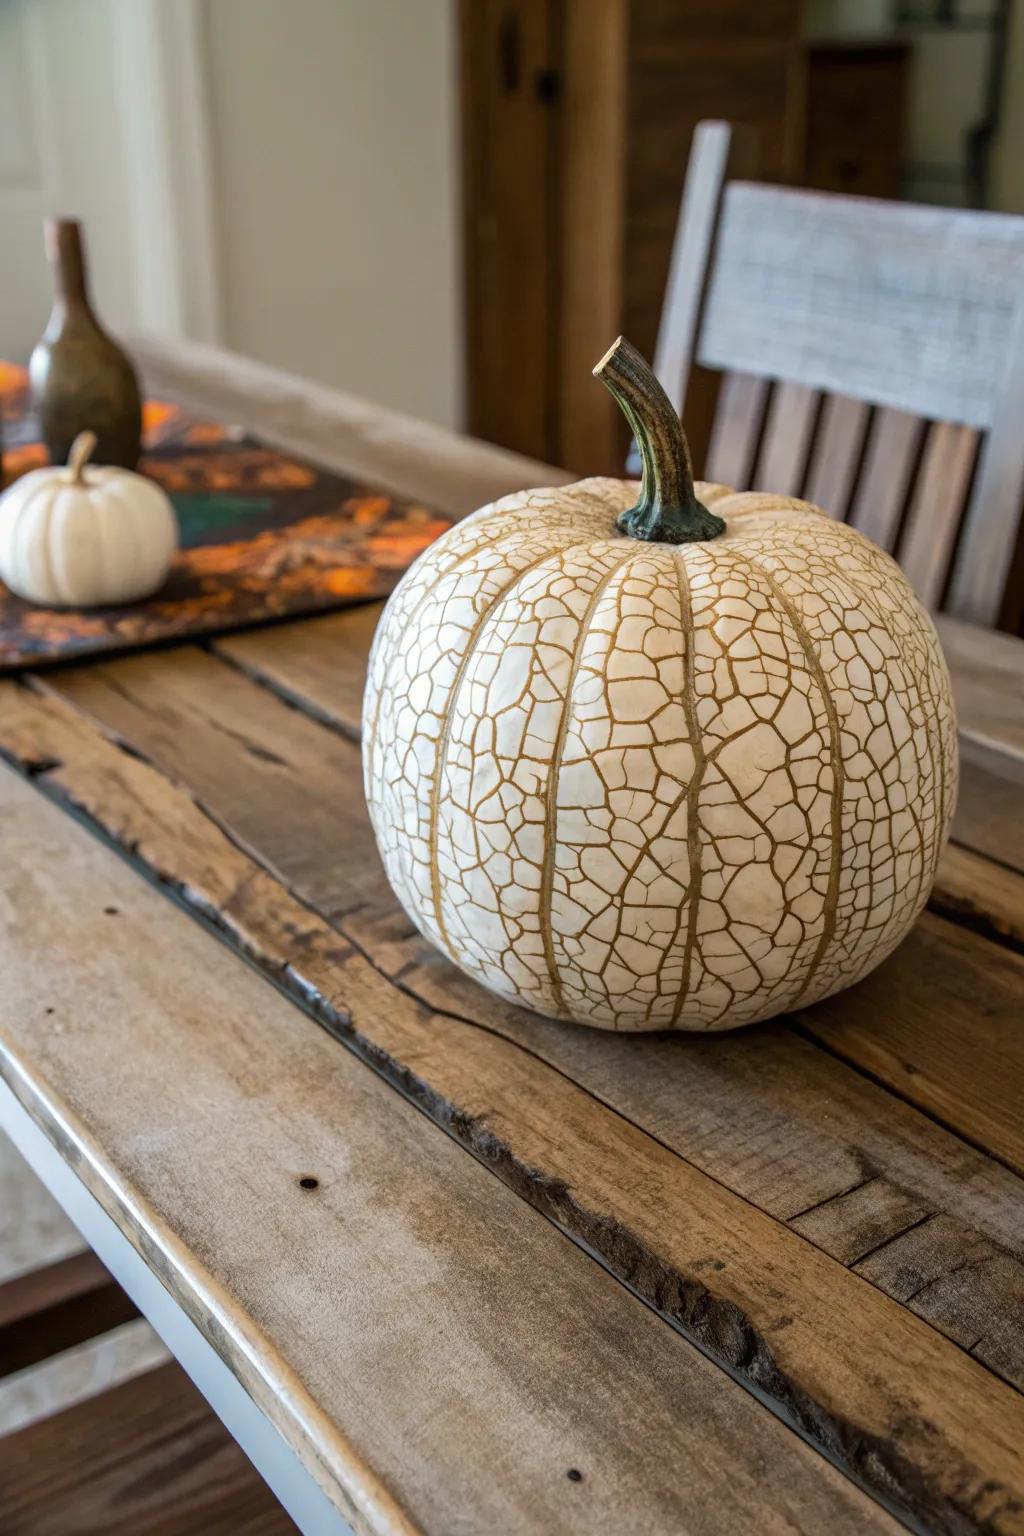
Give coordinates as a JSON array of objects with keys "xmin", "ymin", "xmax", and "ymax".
[
  {"xmin": 364, "ymin": 339, "xmax": 957, "ymax": 1033},
  {"xmin": 0, "ymin": 431, "xmax": 178, "ymax": 607}
]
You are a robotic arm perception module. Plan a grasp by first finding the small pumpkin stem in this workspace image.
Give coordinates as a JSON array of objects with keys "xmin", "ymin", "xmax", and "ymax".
[
  {"xmin": 67, "ymin": 430, "xmax": 97, "ymax": 484},
  {"xmin": 594, "ymin": 337, "xmax": 725, "ymax": 544}
]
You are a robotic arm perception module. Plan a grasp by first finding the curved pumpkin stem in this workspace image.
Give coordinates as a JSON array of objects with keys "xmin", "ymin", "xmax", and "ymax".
[
  {"xmin": 594, "ymin": 337, "xmax": 725, "ymax": 544},
  {"xmin": 67, "ymin": 430, "xmax": 97, "ymax": 485}
]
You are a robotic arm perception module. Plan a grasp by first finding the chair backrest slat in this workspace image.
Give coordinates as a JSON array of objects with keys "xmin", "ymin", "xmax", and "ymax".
[
  {"xmin": 804, "ymin": 394, "xmax": 871, "ymax": 518},
  {"xmin": 704, "ymin": 373, "xmax": 769, "ymax": 488},
  {"xmin": 754, "ymin": 383, "xmax": 821, "ymax": 497},
  {"xmin": 898, "ymin": 423, "xmax": 980, "ymax": 611},
  {"xmin": 947, "ymin": 301, "xmax": 1024, "ymax": 625},
  {"xmin": 847, "ymin": 408, "xmax": 924, "ymax": 552},
  {"xmin": 697, "ymin": 182, "xmax": 1024, "ymax": 432},
  {"xmin": 651, "ymin": 121, "xmax": 756, "ymax": 423},
  {"xmin": 645, "ymin": 121, "xmax": 1024, "ymax": 629}
]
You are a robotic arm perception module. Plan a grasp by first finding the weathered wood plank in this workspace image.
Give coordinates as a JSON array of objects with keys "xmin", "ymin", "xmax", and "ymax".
[
  {"xmin": 754, "ymin": 382, "xmax": 821, "ymax": 496},
  {"xmin": 47, "ymin": 647, "xmax": 1024, "ymax": 1211},
  {"xmin": 41, "ymin": 645, "xmax": 1024, "ymax": 1230},
  {"xmin": 131, "ymin": 335, "xmax": 571, "ymax": 524},
  {"xmin": 0, "ymin": 755, "xmax": 898, "ymax": 1536},
  {"xmin": 898, "ymin": 423, "xmax": 980, "ymax": 610},
  {"xmin": 932, "ymin": 842, "xmax": 1024, "ymax": 950},
  {"xmin": 854, "ymin": 1212, "xmax": 1024, "ymax": 1386},
  {"xmin": 5, "ymin": 677, "xmax": 1024, "ymax": 1533},
  {"xmin": 798, "ymin": 913, "xmax": 1024, "ymax": 1176},
  {"xmin": 0, "ymin": 1360, "xmax": 298, "ymax": 1536},
  {"xmin": 954, "ymin": 736, "xmax": 1024, "ymax": 876},
  {"xmin": 803, "ymin": 393, "xmax": 871, "ymax": 518},
  {"xmin": 648, "ymin": 121, "xmax": 759, "ymax": 429},
  {"xmin": 937, "ymin": 614, "xmax": 1024, "ymax": 763},
  {"xmin": 847, "ymin": 407, "xmax": 923, "ymax": 552},
  {"xmin": 947, "ymin": 295, "xmax": 1024, "ymax": 626},
  {"xmin": 52, "ymin": 650, "xmax": 392, "ymax": 929},
  {"xmin": 703, "ymin": 372, "xmax": 770, "ymax": 489},
  {"xmin": 789, "ymin": 1179, "xmax": 927, "ymax": 1266},
  {"xmin": 213, "ymin": 603, "xmax": 381, "ymax": 743},
  {"xmin": 697, "ymin": 183, "xmax": 1024, "ymax": 433}
]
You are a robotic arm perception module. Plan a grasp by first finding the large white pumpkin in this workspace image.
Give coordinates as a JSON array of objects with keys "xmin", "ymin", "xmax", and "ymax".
[
  {"xmin": 364, "ymin": 340, "xmax": 957, "ymax": 1031},
  {"xmin": 0, "ymin": 431, "xmax": 177, "ymax": 608}
]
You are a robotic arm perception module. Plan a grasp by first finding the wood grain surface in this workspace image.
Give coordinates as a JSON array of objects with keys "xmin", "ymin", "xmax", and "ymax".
[
  {"xmin": 954, "ymin": 736, "xmax": 1024, "ymax": 875},
  {"xmin": 703, "ymin": 372, "xmax": 770, "ymax": 488},
  {"xmin": 0, "ymin": 1360, "xmax": 298, "ymax": 1536},
  {"xmin": 3, "ymin": 343, "xmax": 1023, "ymax": 1536},
  {"xmin": 803, "ymin": 393, "xmax": 871, "ymax": 518},
  {"xmin": 847, "ymin": 408, "xmax": 924, "ymax": 552},
  {"xmin": 4, "ymin": 640, "xmax": 1023, "ymax": 1534},
  {"xmin": 929, "ymin": 841, "xmax": 1024, "ymax": 948},
  {"xmin": 754, "ymin": 381, "xmax": 821, "ymax": 495},
  {"xmin": 698, "ymin": 184, "xmax": 1024, "ymax": 433},
  {"xmin": 897, "ymin": 423, "xmax": 981, "ymax": 611},
  {"xmin": 130, "ymin": 335, "xmax": 572, "ymax": 522},
  {"xmin": 0, "ymin": 760, "xmax": 906, "ymax": 1536},
  {"xmin": 948, "ymin": 294, "xmax": 1024, "ymax": 626},
  {"xmin": 937, "ymin": 614, "xmax": 1024, "ymax": 761}
]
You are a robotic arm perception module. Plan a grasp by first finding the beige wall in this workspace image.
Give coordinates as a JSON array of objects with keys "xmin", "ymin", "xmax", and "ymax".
[
  {"xmin": 201, "ymin": 0, "xmax": 463, "ymax": 427},
  {"xmin": 3, "ymin": 0, "xmax": 464, "ymax": 427}
]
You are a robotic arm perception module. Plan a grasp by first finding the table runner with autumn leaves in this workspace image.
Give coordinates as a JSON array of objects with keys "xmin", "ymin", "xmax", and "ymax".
[{"xmin": 0, "ymin": 363, "xmax": 450, "ymax": 669}]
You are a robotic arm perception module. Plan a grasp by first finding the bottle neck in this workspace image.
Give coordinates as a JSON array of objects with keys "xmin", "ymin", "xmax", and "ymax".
[{"xmin": 45, "ymin": 218, "xmax": 89, "ymax": 309}]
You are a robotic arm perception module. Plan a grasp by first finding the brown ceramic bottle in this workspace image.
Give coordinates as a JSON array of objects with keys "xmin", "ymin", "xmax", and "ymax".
[{"xmin": 28, "ymin": 218, "xmax": 142, "ymax": 469}]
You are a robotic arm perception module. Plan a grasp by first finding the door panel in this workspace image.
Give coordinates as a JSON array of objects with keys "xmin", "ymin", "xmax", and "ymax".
[{"xmin": 461, "ymin": 0, "xmax": 561, "ymax": 461}]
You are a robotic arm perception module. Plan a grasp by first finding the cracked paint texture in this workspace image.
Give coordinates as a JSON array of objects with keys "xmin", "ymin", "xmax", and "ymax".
[{"xmin": 364, "ymin": 478, "xmax": 957, "ymax": 1031}]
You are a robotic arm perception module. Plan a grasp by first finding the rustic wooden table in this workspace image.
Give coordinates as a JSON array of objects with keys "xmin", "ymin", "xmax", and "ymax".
[{"xmin": 1, "ymin": 338, "xmax": 1022, "ymax": 1536}]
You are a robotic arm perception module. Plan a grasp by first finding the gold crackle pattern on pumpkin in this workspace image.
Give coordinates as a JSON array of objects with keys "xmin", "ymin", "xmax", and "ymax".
[{"xmin": 364, "ymin": 478, "xmax": 957, "ymax": 1031}]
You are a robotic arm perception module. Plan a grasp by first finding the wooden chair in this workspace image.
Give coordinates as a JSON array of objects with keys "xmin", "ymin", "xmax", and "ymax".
[
  {"xmin": 0, "ymin": 1250, "xmax": 296, "ymax": 1533},
  {"xmin": 633, "ymin": 120, "xmax": 1024, "ymax": 633},
  {"xmin": 0, "ymin": 1250, "xmax": 138, "ymax": 1380}
]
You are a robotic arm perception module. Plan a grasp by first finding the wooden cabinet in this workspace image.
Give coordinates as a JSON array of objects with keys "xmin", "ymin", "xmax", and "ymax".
[
  {"xmin": 460, "ymin": 0, "xmax": 805, "ymax": 475},
  {"xmin": 804, "ymin": 40, "xmax": 909, "ymax": 201}
]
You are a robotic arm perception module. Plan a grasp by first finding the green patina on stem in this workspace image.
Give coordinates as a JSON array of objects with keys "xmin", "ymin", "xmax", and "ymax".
[{"xmin": 594, "ymin": 336, "xmax": 725, "ymax": 545}]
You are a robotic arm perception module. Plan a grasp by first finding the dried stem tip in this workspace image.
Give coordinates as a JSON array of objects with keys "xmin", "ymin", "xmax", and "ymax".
[
  {"xmin": 67, "ymin": 430, "xmax": 97, "ymax": 485},
  {"xmin": 594, "ymin": 337, "xmax": 725, "ymax": 544}
]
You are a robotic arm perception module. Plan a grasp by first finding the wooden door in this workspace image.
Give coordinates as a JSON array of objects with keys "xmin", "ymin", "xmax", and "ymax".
[
  {"xmin": 460, "ymin": 0, "xmax": 805, "ymax": 473},
  {"xmin": 460, "ymin": 0, "xmax": 562, "ymax": 463}
]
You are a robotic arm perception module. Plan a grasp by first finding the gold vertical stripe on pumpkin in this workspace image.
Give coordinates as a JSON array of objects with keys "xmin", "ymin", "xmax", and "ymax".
[
  {"xmin": 668, "ymin": 551, "xmax": 707, "ymax": 1028},
  {"xmin": 364, "ymin": 531, "xmax": 520, "ymax": 786},
  {"xmin": 427, "ymin": 543, "xmax": 600, "ymax": 969},
  {"xmin": 538, "ymin": 551, "xmax": 634, "ymax": 1019},
  {"xmin": 739, "ymin": 555, "xmax": 845, "ymax": 1007}
]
